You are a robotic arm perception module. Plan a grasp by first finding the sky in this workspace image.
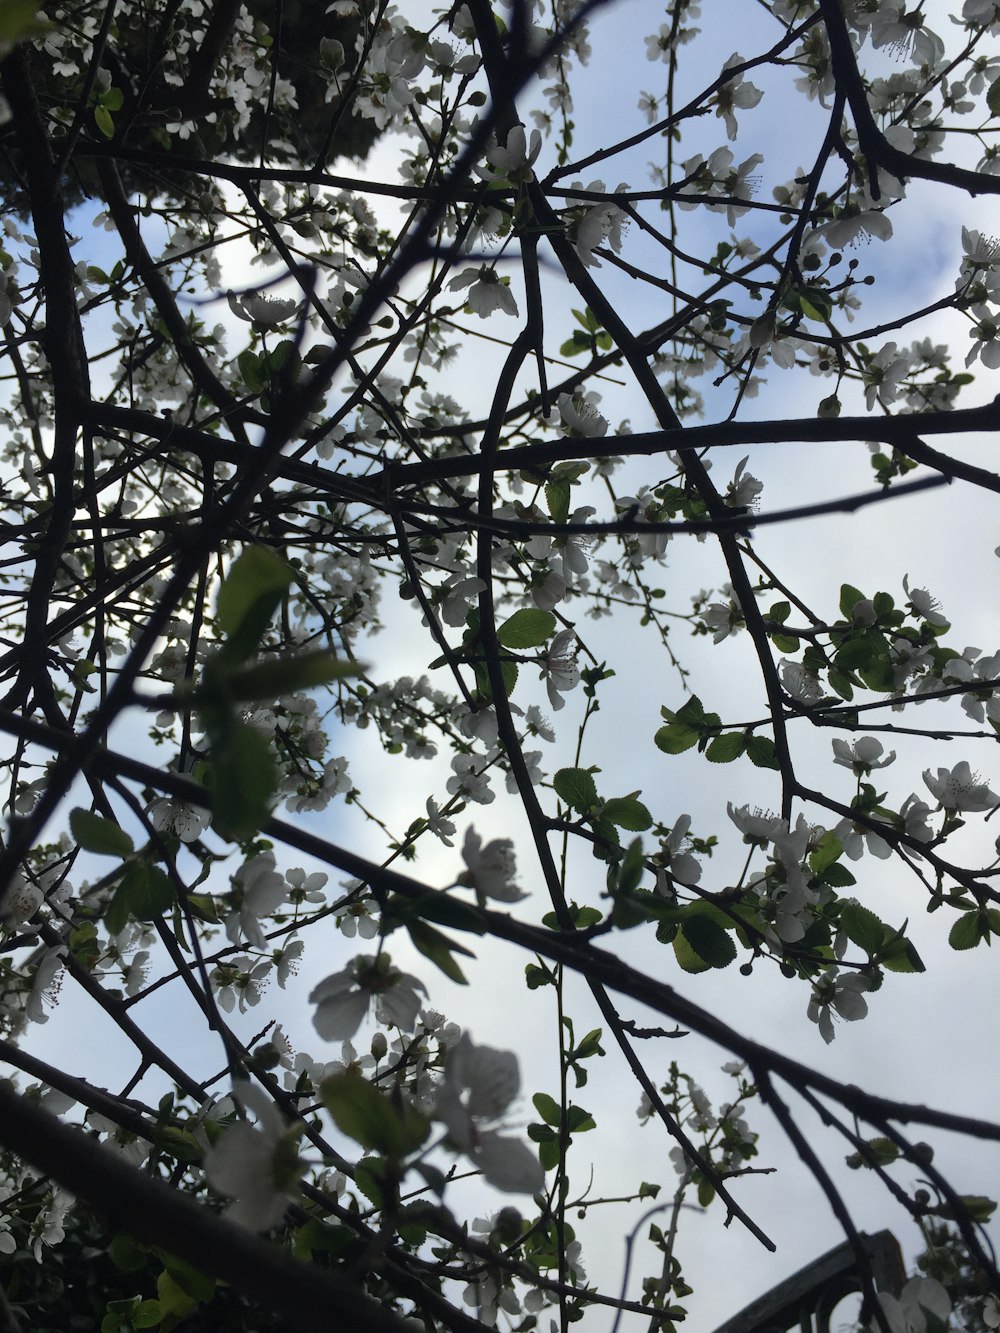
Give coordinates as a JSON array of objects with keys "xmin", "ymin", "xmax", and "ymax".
[{"xmin": 7, "ymin": 0, "xmax": 1000, "ymax": 1329}]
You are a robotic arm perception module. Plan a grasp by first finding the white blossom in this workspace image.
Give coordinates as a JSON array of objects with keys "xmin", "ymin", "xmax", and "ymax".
[
  {"xmin": 435, "ymin": 1034, "xmax": 544, "ymax": 1194},
  {"xmin": 923, "ymin": 760, "xmax": 998, "ymax": 813},
  {"xmin": 310, "ymin": 954, "xmax": 427, "ymax": 1041},
  {"xmin": 458, "ymin": 827, "xmax": 526, "ymax": 905},
  {"xmin": 204, "ymin": 1083, "xmax": 301, "ymax": 1231}
]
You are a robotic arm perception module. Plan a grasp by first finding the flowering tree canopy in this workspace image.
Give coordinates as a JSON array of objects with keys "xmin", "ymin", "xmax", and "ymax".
[{"xmin": 1, "ymin": 0, "xmax": 1000, "ymax": 1330}]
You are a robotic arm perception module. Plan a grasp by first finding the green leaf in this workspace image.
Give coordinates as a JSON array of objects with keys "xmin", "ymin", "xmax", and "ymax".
[
  {"xmin": 532, "ymin": 1092, "xmax": 561, "ymax": 1127},
  {"xmin": 565, "ymin": 1104, "xmax": 596, "ymax": 1133},
  {"xmin": 406, "ymin": 920, "xmax": 471, "ymax": 985},
  {"xmin": 101, "ymin": 87, "xmax": 125, "ymax": 112},
  {"xmin": 746, "ymin": 735, "xmax": 779, "ymax": 769},
  {"xmin": 880, "ymin": 936, "xmax": 925, "ymax": 973},
  {"xmin": 706, "ymin": 732, "xmax": 746, "ymax": 763},
  {"xmin": 809, "ymin": 831, "xmax": 843, "ymax": 875},
  {"xmin": 322, "ymin": 1073, "xmax": 429, "ymax": 1156},
  {"xmin": 799, "ymin": 288, "xmax": 832, "ymax": 322},
  {"xmin": 0, "ymin": 0, "xmax": 50, "ymax": 45},
  {"xmin": 496, "ymin": 608, "xmax": 557, "ymax": 649},
  {"xmin": 108, "ymin": 1235, "xmax": 147, "ymax": 1273},
  {"xmin": 988, "ymin": 75, "xmax": 1000, "ymax": 118},
  {"xmin": 933, "ymin": 1195, "xmax": 997, "ymax": 1224},
  {"xmin": 70, "ymin": 808, "xmax": 134, "ymax": 858},
  {"xmin": 94, "ymin": 104, "xmax": 115, "ymax": 138},
  {"xmin": 839, "ymin": 902, "xmax": 888, "ymax": 955},
  {"xmin": 106, "ymin": 863, "xmax": 175, "ymax": 934},
  {"xmin": 545, "ymin": 479, "xmax": 571, "ymax": 523},
  {"xmin": 238, "ymin": 348, "xmax": 265, "ymax": 393},
  {"xmin": 679, "ymin": 916, "xmax": 736, "ymax": 970},
  {"xmin": 654, "ymin": 722, "xmax": 700, "ymax": 755},
  {"xmin": 616, "ymin": 837, "xmax": 645, "ymax": 895},
  {"xmin": 161, "ymin": 1258, "xmax": 214, "ymax": 1301},
  {"xmin": 845, "ymin": 1137, "xmax": 900, "ymax": 1170},
  {"xmin": 553, "ymin": 767, "xmax": 599, "ymax": 813},
  {"xmin": 133, "ymin": 1300, "xmax": 162, "ymax": 1328},
  {"xmin": 602, "ymin": 795, "xmax": 652, "ymax": 831},
  {"xmin": 216, "ymin": 651, "xmax": 361, "ymax": 703},
  {"xmin": 672, "ymin": 928, "xmax": 710, "ymax": 974},
  {"xmin": 216, "ymin": 546, "xmax": 293, "ymax": 656},
  {"xmin": 828, "ymin": 669, "xmax": 855, "ymax": 701},
  {"xmin": 771, "ymin": 633, "xmax": 801, "ymax": 653},
  {"xmin": 403, "ymin": 891, "xmax": 487, "ymax": 935},
  {"xmin": 949, "ymin": 910, "xmax": 984, "ymax": 950},
  {"xmin": 821, "ymin": 862, "xmax": 856, "ymax": 888},
  {"xmin": 204, "ymin": 714, "xmax": 277, "ymax": 840},
  {"xmin": 525, "ymin": 961, "xmax": 555, "ymax": 989},
  {"xmin": 354, "ymin": 1157, "xmax": 387, "ymax": 1208},
  {"xmin": 839, "ymin": 584, "xmax": 865, "ymax": 618},
  {"xmin": 157, "ymin": 1271, "xmax": 197, "ymax": 1318}
]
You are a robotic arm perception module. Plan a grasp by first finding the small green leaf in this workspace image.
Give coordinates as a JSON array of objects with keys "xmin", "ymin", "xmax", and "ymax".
[
  {"xmin": 602, "ymin": 795, "xmax": 652, "ymax": 831},
  {"xmin": 105, "ymin": 864, "xmax": 175, "ymax": 934},
  {"xmin": 616, "ymin": 837, "xmax": 645, "ymax": 895},
  {"xmin": 839, "ymin": 902, "xmax": 887, "ymax": 955},
  {"xmin": 238, "ymin": 348, "xmax": 265, "ymax": 393},
  {"xmin": 654, "ymin": 722, "xmax": 700, "ymax": 755},
  {"xmin": 0, "ymin": 0, "xmax": 50, "ymax": 44},
  {"xmin": 354, "ymin": 1157, "xmax": 387, "ymax": 1207},
  {"xmin": 565, "ymin": 1104, "xmax": 596, "ymax": 1133},
  {"xmin": 839, "ymin": 584, "xmax": 865, "ymax": 618},
  {"xmin": 553, "ymin": 767, "xmax": 599, "ymax": 813},
  {"xmin": 133, "ymin": 1300, "xmax": 162, "ymax": 1328},
  {"xmin": 799, "ymin": 288, "xmax": 832, "ymax": 322},
  {"xmin": 406, "ymin": 920, "xmax": 471, "ymax": 985},
  {"xmin": 204, "ymin": 714, "xmax": 277, "ymax": 840},
  {"xmin": 70, "ymin": 808, "xmax": 134, "ymax": 858},
  {"xmin": 216, "ymin": 651, "xmax": 360, "ymax": 703},
  {"xmin": 821, "ymin": 862, "xmax": 856, "ymax": 888},
  {"xmin": 746, "ymin": 735, "xmax": 779, "ymax": 769},
  {"xmin": 545, "ymin": 479, "xmax": 571, "ymax": 523},
  {"xmin": 679, "ymin": 915, "xmax": 736, "ymax": 969},
  {"xmin": 322, "ymin": 1073, "xmax": 428, "ymax": 1156},
  {"xmin": 809, "ymin": 831, "xmax": 843, "ymax": 875},
  {"xmin": 771, "ymin": 633, "xmax": 801, "ymax": 653},
  {"xmin": 828, "ymin": 669, "xmax": 855, "ymax": 701},
  {"xmin": 706, "ymin": 732, "xmax": 746, "ymax": 763},
  {"xmin": 157, "ymin": 1270, "xmax": 197, "ymax": 1318},
  {"xmin": 216, "ymin": 546, "xmax": 293, "ymax": 651},
  {"xmin": 987, "ymin": 75, "xmax": 1000, "ymax": 118},
  {"xmin": 949, "ymin": 910, "xmax": 984, "ymax": 951},
  {"xmin": 496, "ymin": 608, "xmax": 557, "ymax": 649},
  {"xmin": 532, "ymin": 1092, "xmax": 561, "ymax": 1127},
  {"xmin": 880, "ymin": 936, "xmax": 925, "ymax": 973},
  {"xmin": 94, "ymin": 104, "xmax": 115, "ymax": 138},
  {"xmin": 525, "ymin": 962, "xmax": 554, "ymax": 989}
]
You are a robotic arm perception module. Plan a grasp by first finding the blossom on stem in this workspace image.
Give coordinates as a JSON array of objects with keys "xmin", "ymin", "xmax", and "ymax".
[
  {"xmin": 204, "ymin": 1082, "xmax": 302, "ymax": 1231},
  {"xmin": 831, "ymin": 737, "xmax": 896, "ymax": 774},
  {"xmin": 310, "ymin": 953, "xmax": 427, "ymax": 1041},
  {"xmin": 448, "ymin": 267, "xmax": 518, "ymax": 318},
  {"xmin": 903, "ymin": 574, "xmax": 948, "ymax": 627},
  {"xmin": 868, "ymin": 1276, "xmax": 951, "ymax": 1333},
  {"xmin": 807, "ymin": 968, "xmax": 870, "ymax": 1043},
  {"xmin": 923, "ymin": 760, "xmax": 998, "ymax": 813},
  {"xmin": 543, "ymin": 629, "xmax": 581, "ymax": 711},
  {"xmin": 435, "ymin": 1034, "xmax": 544, "ymax": 1194},
  {"xmin": 458, "ymin": 827, "xmax": 526, "ymax": 905},
  {"xmin": 227, "ymin": 291, "xmax": 300, "ymax": 328}
]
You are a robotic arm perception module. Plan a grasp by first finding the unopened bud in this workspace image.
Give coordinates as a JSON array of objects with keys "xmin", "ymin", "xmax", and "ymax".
[{"xmin": 370, "ymin": 1032, "xmax": 387, "ymax": 1061}]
